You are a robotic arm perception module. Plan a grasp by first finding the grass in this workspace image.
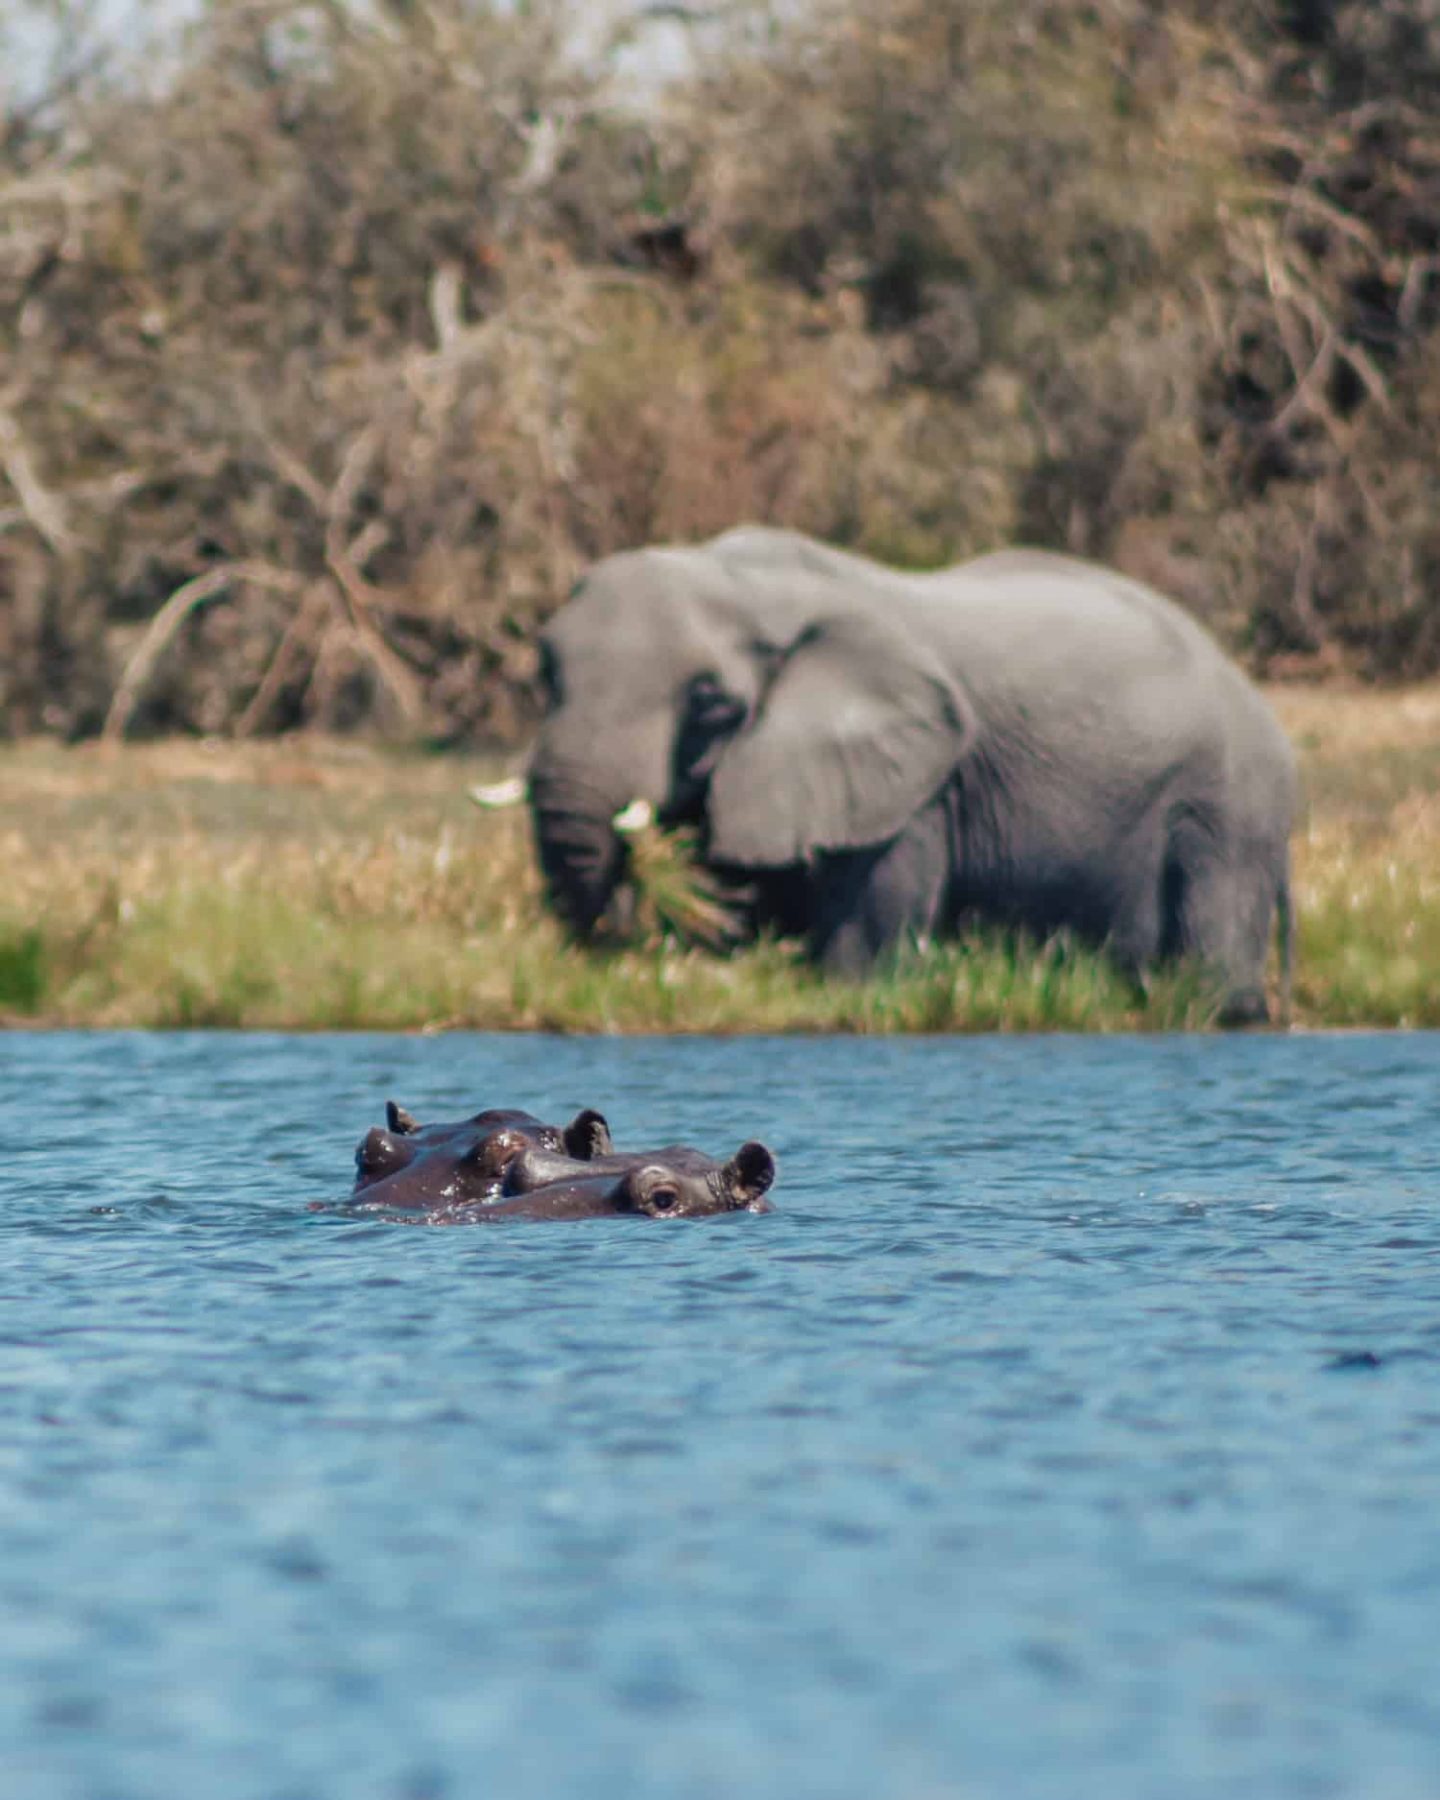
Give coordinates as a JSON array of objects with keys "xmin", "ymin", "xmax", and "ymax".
[{"xmin": 1, "ymin": 685, "xmax": 1437, "ymax": 1031}]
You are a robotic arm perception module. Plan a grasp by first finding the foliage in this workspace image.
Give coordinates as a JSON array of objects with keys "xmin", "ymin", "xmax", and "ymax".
[
  {"xmin": 620, "ymin": 820, "xmax": 748, "ymax": 952},
  {"xmin": 4, "ymin": 0, "xmax": 1440, "ymax": 743},
  {"xmin": 0, "ymin": 926, "xmax": 46, "ymax": 1012}
]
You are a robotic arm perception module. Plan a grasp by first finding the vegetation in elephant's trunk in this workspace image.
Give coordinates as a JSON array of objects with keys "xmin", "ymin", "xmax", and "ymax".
[{"xmin": 619, "ymin": 823, "xmax": 748, "ymax": 953}]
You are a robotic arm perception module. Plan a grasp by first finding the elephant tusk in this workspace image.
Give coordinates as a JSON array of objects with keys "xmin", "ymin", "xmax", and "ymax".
[
  {"xmin": 613, "ymin": 798, "xmax": 655, "ymax": 835},
  {"xmin": 469, "ymin": 777, "xmax": 529, "ymax": 809}
]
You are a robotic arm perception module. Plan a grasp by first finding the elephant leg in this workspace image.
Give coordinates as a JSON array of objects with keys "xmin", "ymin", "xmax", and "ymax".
[
  {"xmin": 1164, "ymin": 829, "xmax": 1280, "ymax": 1025},
  {"xmin": 810, "ymin": 795, "xmax": 951, "ymax": 976},
  {"xmin": 1103, "ymin": 862, "xmax": 1166, "ymax": 986}
]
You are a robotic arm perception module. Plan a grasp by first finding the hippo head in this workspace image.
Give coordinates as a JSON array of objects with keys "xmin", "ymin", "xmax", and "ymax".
[
  {"xmin": 351, "ymin": 1102, "xmax": 612, "ymax": 1211},
  {"xmin": 500, "ymin": 1137, "xmax": 777, "ymax": 1219},
  {"xmin": 622, "ymin": 1142, "xmax": 777, "ymax": 1217}
]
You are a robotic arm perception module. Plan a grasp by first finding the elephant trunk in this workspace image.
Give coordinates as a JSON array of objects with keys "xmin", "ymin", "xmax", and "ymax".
[{"xmin": 528, "ymin": 759, "xmax": 630, "ymax": 937}]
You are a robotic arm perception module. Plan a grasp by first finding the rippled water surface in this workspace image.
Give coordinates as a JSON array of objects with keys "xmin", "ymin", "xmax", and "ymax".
[{"xmin": 5, "ymin": 1030, "xmax": 1440, "ymax": 1800}]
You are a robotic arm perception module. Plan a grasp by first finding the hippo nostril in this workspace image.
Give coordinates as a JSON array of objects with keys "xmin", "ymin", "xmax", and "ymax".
[
  {"xmin": 355, "ymin": 1126, "xmax": 410, "ymax": 1186},
  {"xmin": 359, "ymin": 1128, "xmax": 397, "ymax": 1170}
]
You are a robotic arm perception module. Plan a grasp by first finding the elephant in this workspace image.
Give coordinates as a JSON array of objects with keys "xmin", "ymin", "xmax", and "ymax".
[
  {"xmin": 350, "ymin": 1102, "xmax": 612, "ymax": 1212},
  {"xmin": 493, "ymin": 526, "xmax": 1297, "ymax": 1024}
]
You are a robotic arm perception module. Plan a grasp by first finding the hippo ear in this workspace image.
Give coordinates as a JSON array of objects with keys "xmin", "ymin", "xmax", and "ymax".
[
  {"xmin": 563, "ymin": 1109, "xmax": 612, "ymax": 1159},
  {"xmin": 726, "ymin": 1141, "xmax": 776, "ymax": 1203},
  {"xmin": 707, "ymin": 613, "xmax": 976, "ymax": 864},
  {"xmin": 386, "ymin": 1102, "xmax": 420, "ymax": 1135}
]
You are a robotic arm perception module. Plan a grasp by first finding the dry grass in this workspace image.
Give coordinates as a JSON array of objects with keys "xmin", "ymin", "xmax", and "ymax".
[
  {"xmin": 1, "ymin": 687, "xmax": 1437, "ymax": 1030},
  {"xmin": 1268, "ymin": 687, "xmax": 1440, "ymax": 1027}
]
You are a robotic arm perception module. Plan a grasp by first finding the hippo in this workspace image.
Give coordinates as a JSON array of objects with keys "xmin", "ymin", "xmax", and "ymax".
[
  {"xmin": 494, "ymin": 1140, "xmax": 778, "ymax": 1220},
  {"xmin": 350, "ymin": 1101, "xmax": 612, "ymax": 1212}
]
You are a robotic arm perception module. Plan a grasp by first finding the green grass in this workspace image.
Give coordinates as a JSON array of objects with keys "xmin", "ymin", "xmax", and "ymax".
[
  {"xmin": 1, "ymin": 689, "xmax": 1438, "ymax": 1031},
  {"xmin": 0, "ymin": 928, "xmax": 47, "ymax": 1013}
]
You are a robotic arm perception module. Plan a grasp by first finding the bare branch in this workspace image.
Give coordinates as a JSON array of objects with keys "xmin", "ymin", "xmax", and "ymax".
[
  {"xmin": 0, "ymin": 405, "xmax": 79, "ymax": 553},
  {"xmin": 234, "ymin": 580, "xmax": 330, "ymax": 738},
  {"xmin": 101, "ymin": 562, "xmax": 302, "ymax": 745}
]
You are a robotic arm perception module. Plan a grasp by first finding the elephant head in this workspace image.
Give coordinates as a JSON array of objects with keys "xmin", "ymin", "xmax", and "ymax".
[{"xmin": 514, "ymin": 531, "xmax": 977, "ymax": 939}]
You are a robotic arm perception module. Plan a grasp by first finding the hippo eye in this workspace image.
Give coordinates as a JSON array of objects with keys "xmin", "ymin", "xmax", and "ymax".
[{"xmin": 648, "ymin": 1186, "xmax": 679, "ymax": 1213}]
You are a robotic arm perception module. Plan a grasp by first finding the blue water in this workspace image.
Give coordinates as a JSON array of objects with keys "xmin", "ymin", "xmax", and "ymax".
[{"xmin": 4, "ymin": 1031, "xmax": 1440, "ymax": 1800}]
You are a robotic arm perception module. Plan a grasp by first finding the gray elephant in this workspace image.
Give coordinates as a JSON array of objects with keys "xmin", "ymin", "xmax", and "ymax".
[{"xmin": 491, "ymin": 527, "xmax": 1297, "ymax": 1023}]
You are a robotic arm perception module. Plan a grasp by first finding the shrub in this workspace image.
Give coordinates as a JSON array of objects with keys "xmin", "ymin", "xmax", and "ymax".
[{"xmin": 4, "ymin": 0, "xmax": 1440, "ymax": 744}]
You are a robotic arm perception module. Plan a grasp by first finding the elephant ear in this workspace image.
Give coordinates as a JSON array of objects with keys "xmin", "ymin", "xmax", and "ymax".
[{"xmin": 707, "ymin": 613, "xmax": 976, "ymax": 865}]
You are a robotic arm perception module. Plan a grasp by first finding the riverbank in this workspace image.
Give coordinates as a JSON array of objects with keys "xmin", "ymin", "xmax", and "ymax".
[{"xmin": 3, "ymin": 685, "xmax": 1438, "ymax": 1031}]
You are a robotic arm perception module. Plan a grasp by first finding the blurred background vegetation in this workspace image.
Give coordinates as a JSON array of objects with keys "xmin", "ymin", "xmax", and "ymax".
[{"xmin": 3, "ymin": 0, "xmax": 1440, "ymax": 744}]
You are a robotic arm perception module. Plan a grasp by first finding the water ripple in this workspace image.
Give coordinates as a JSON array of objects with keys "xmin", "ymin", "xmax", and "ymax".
[{"xmin": 3, "ymin": 1029, "xmax": 1440, "ymax": 1800}]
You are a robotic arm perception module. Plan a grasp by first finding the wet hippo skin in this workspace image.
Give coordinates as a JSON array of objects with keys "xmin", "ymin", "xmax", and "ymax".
[
  {"xmin": 350, "ymin": 1103, "xmax": 612, "ymax": 1211},
  {"xmin": 492, "ymin": 1141, "xmax": 777, "ymax": 1220}
]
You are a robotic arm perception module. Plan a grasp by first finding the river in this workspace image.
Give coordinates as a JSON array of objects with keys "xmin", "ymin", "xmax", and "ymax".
[{"xmin": 4, "ymin": 1030, "xmax": 1439, "ymax": 1799}]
